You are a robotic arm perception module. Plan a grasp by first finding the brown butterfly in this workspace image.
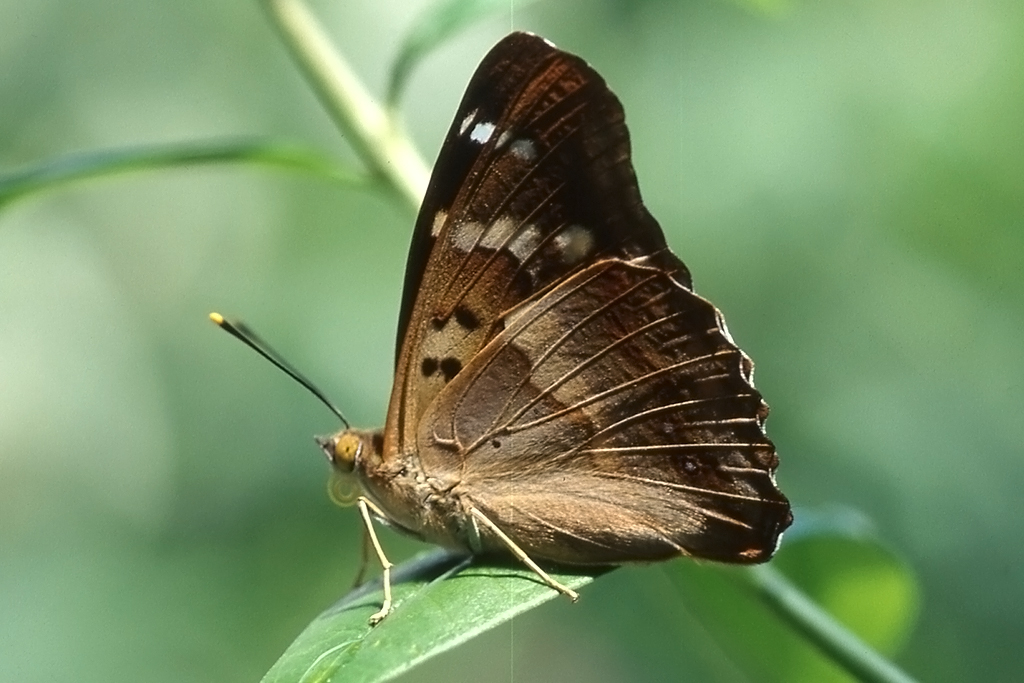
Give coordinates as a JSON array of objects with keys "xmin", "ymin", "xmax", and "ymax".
[
  {"xmin": 314, "ymin": 32, "xmax": 793, "ymax": 623},
  {"xmin": 241, "ymin": 32, "xmax": 791, "ymax": 624}
]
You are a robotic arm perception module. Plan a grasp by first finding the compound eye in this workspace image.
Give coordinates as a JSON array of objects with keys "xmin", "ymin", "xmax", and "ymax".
[{"xmin": 331, "ymin": 432, "xmax": 362, "ymax": 473}]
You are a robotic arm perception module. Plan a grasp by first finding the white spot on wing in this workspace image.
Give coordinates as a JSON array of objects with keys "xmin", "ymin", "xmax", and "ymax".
[
  {"xmin": 496, "ymin": 130, "xmax": 512, "ymax": 149},
  {"xmin": 479, "ymin": 216, "xmax": 516, "ymax": 250},
  {"xmin": 451, "ymin": 215, "xmax": 541, "ymax": 263},
  {"xmin": 470, "ymin": 122, "xmax": 495, "ymax": 144},
  {"xmin": 431, "ymin": 209, "xmax": 447, "ymax": 237},
  {"xmin": 509, "ymin": 138, "xmax": 537, "ymax": 162},
  {"xmin": 459, "ymin": 109, "xmax": 477, "ymax": 136},
  {"xmin": 452, "ymin": 221, "xmax": 485, "ymax": 253},
  {"xmin": 553, "ymin": 225, "xmax": 594, "ymax": 265},
  {"xmin": 483, "ymin": 216, "xmax": 541, "ymax": 261},
  {"xmin": 508, "ymin": 224, "xmax": 541, "ymax": 261}
]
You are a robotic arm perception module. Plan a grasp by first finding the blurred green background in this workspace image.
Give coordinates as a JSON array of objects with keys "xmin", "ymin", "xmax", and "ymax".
[{"xmin": 1, "ymin": 0, "xmax": 1021, "ymax": 681}]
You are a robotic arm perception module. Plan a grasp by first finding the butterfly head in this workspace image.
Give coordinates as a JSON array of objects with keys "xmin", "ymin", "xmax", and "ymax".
[
  {"xmin": 316, "ymin": 430, "xmax": 361, "ymax": 472},
  {"xmin": 316, "ymin": 428, "xmax": 383, "ymax": 507}
]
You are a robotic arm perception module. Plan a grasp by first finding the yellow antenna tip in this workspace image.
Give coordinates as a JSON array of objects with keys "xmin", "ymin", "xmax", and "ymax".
[{"xmin": 209, "ymin": 312, "xmax": 225, "ymax": 325}]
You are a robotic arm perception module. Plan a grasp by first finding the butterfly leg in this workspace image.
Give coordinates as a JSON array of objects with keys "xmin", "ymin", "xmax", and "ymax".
[
  {"xmin": 357, "ymin": 497, "xmax": 395, "ymax": 625},
  {"xmin": 469, "ymin": 507, "xmax": 579, "ymax": 602},
  {"xmin": 349, "ymin": 524, "xmax": 371, "ymax": 590}
]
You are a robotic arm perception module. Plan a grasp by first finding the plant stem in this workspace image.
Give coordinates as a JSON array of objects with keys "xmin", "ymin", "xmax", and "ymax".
[
  {"xmin": 742, "ymin": 564, "xmax": 919, "ymax": 683},
  {"xmin": 262, "ymin": 0, "xmax": 429, "ymax": 214}
]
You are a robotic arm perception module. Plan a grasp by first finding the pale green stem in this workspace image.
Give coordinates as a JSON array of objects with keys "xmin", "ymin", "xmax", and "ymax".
[
  {"xmin": 262, "ymin": 0, "xmax": 429, "ymax": 214},
  {"xmin": 261, "ymin": 3, "xmax": 920, "ymax": 682},
  {"xmin": 742, "ymin": 564, "xmax": 919, "ymax": 683}
]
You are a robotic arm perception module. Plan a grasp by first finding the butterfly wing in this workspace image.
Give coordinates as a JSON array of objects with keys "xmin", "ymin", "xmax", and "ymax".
[
  {"xmin": 387, "ymin": 32, "xmax": 687, "ymax": 457},
  {"xmin": 387, "ymin": 32, "xmax": 789, "ymax": 564},
  {"xmin": 419, "ymin": 258, "xmax": 791, "ymax": 564}
]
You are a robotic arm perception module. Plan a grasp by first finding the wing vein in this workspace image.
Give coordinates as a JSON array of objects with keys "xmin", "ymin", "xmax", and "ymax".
[
  {"xmin": 512, "ymin": 506, "xmax": 621, "ymax": 551},
  {"xmin": 593, "ymin": 471, "xmax": 772, "ymax": 512},
  {"xmin": 476, "ymin": 271, "xmax": 669, "ymax": 443},
  {"xmin": 567, "ymin": 396, "xmax": 759, "ymax": 458},
  {"xmin": 508, "ymin": 349, "xmax": 742, "ymax": 433}
]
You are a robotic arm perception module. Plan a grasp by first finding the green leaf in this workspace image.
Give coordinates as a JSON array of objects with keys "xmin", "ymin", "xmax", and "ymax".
[
  {"xmin": 386, "ymin": 0, "xmax": 541, "ymax": 107},
  {"xmin": 262, "ymin": 549, "xmax": 602, "ymax": 683},
  {"xmin": 665, "ymin": 530, "xmax": 920, "ymax": 683},
  {"xmin": 263, "ymin": 509, "xmax": 918, "ymax": 683},
  {"xmin": 0, "ymin": 139, "xmax": 367, "ymax": 210}
]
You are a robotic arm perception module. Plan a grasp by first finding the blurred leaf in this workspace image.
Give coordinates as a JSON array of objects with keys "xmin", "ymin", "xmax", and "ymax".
[
  {"xmin": 0, "ymin": 139, "xmax": 367, "ymax": 210},
  {"xmin": 386, "ymin": 0, "xmax": 540, "ymax": 107},
  {"xmin": 665, "ymin": 531, "xmax": 919, "ymax": 683},
  {"xmin": 262, "ymin": 549, "xmax": 602, "ymax": 683},
  {"xmin": 721, "ymin": 0, "xmax": 794, "ymax": 16}
]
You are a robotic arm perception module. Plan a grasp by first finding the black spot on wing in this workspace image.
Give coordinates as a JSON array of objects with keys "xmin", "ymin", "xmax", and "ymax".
[
  {"xmin": 439, "ymin": 357, "xmax": 463, "ymax": 382},
  {"xmin": 454, "ymin": 305, "xmax": 480, "ymax": 330}
]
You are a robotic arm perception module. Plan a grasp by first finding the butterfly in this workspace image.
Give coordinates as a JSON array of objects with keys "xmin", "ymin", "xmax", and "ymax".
[{"xmin": 316, "ymin": 32, "xmax": 791, "ymax": 624}]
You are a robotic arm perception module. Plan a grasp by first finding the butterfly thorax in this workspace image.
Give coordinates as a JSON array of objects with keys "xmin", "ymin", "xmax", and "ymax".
[{"xmin": 319, "ymin": 427, "xmax": 472, "ymax": 550}]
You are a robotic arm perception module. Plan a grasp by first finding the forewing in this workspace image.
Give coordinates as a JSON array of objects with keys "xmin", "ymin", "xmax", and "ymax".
[
  {"xmin": 419, "ymin": 259, "xmax": 792, "ymax": 565},
  {"xmin": 387, "ymin": 32, "xmax": 685, "ymax": 457}
]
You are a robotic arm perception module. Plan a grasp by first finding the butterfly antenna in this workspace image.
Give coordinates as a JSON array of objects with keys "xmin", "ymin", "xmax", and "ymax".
[{"xmin": 209, "ymin": 312, "xmax": 350, "ymax": 429}]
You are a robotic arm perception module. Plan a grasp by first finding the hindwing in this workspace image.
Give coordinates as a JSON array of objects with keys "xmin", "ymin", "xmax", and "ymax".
[{"xmin": 417, "ymin": 258, "xmax": 791, "ymax": 563}]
